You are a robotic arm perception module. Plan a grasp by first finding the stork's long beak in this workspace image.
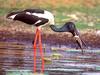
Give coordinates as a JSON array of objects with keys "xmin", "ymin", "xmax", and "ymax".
[{"xmin": 74, "ymin": 35, "xmax": 84, "ymax": 54}]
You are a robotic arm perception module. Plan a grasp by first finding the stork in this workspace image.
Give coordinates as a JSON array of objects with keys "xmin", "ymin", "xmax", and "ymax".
[{"xmin": 6, "ymin": 8, "xmax": 85, "ymax": 73}]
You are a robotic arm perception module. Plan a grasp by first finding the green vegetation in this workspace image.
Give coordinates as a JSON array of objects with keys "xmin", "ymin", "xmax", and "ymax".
[{"xmin": 0, "ymin": 0, "xmax": 100, "ymax": 30}]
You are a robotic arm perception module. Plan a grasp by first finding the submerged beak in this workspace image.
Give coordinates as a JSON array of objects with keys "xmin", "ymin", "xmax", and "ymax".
[{"xmin": 74, "ymin": 35, "xmax": 84, "ymax": 54}]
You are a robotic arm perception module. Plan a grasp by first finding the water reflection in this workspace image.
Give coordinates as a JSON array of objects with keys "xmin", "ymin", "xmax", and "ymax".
[{"xmin": 0, "ymin": 40, "xmax": 100, "ymax": 75}]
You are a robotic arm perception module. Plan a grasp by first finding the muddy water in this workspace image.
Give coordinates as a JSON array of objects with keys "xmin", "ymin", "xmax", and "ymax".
[{"xmin": 0, "ymin": 39, "xmax": 100, "ymax": 75}]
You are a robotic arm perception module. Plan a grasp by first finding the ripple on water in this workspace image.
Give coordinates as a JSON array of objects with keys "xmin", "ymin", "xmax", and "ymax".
[{"xmin": 0, "ymin": 40, "xmax": 100, "ymax": 74}]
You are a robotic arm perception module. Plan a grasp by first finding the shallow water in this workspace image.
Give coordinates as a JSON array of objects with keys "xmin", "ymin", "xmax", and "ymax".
[{"xmin": 0, "ymin": 39, "xmax": 100, "ymax": 75}]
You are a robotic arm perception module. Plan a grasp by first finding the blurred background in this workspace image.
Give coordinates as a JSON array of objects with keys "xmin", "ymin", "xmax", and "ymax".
[
  {"xmin": 0, "ymin": 1, "xmax": 100, "ymax": 75},
  {"xmin": 0, "ymin": 0, "xmax": 100, "ymax": 30}
]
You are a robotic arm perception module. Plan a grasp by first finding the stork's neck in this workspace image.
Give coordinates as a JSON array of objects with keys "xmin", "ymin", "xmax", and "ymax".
[
  {"xmin": 50, "ymin": 25, "xmax": 61, "ymax": 32},
  {"xmin": 50, "ymin": 25, "xmax": 68, "ymax": 32},
  {"xmin": 50, "ymin": 24, "xmax": 80, "ymax": 37}
]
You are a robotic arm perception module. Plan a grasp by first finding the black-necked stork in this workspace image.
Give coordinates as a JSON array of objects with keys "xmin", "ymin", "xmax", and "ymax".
[
  {"xmin": 50, "ymin": 22, "xmax": 86, "ymax": 54},
  {"xmin": 6, "ymin": 8, "xmax": 55, "ymax": 73},
  {"xmin": 6, "ymin": 8, "xmax": 85, "ymax": 72}
]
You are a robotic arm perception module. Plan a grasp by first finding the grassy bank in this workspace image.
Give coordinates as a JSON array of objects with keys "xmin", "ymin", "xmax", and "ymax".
[{"xmin": 0, "ymin": 0, "xmax": 100, "ymax": 30}]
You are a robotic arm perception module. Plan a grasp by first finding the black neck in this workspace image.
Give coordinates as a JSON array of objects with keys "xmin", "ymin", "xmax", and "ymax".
[{"xmin": 50, "ymin": 25, "xmax": 68, "ymax": 32}]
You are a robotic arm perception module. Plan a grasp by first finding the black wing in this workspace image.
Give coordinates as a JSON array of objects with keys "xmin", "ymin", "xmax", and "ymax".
[{"xmin": 14, "ymin": 12, "xmax": 48, "ymax": 26}]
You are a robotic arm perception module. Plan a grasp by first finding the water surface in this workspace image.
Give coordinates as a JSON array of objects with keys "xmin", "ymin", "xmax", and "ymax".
[{"xmin": 0, "ymin": 39, "xmax": 100, "ymax": 75}]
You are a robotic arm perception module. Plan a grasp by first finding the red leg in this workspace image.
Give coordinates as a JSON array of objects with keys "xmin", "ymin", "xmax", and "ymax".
[
  {"xmin": 33, "ymin": 28, "xmax": 39, "ymax": 73},
  {"xmin": 38, "ymin": 29, "xmax": 45, "ymax": 73}
]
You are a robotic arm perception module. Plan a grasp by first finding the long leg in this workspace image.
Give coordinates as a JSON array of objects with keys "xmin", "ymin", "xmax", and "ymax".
[
  {"xmin": 38, "ymin": 29, "xmax": 45, "ymax": 73},
  {"xmin": 33, "ymin": 28, "xmax": 39, "ymax": 73}
]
